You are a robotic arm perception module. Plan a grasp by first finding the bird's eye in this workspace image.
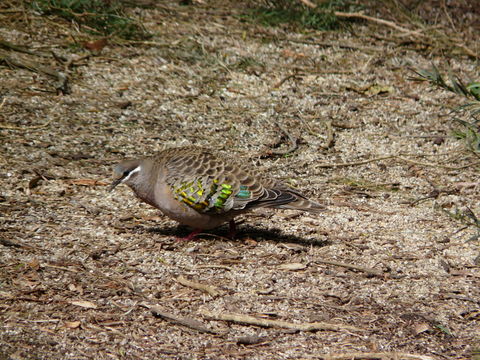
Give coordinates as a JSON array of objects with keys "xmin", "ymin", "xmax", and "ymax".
[{"xmin": 123, "ymin": 170, "xmax": 130, "ymax": 177}]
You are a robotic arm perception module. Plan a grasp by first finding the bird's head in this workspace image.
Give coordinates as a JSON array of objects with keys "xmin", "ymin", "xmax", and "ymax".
[{"xmin": 109, "ymin": 159, "xmax": 143, "ymax": 192}]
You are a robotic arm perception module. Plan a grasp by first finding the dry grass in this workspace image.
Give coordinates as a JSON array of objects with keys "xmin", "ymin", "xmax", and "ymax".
[{"xmin": 1, "ymin": 0, "xmax": 479, "ymax": 359}]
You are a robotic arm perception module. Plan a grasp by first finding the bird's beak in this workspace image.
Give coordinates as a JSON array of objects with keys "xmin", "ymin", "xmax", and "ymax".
[{"xmin": 108, "ymin": 178, "xmax": 122, "ymax": 192}]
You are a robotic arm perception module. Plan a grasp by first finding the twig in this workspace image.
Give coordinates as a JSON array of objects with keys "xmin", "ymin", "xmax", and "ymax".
[
  {"xmin": 322, "ymin": 352, "xmax": 436, "ymax": 360},
  {"xmin": 199, "ymin": 310, "xmax": 363, "ymax": 332},
  {"xmin": 149, "ymin": 305, "xmax": 221, "ymax": 334},
  {"xmin": 315, "ymin": 259, "xmax": 384, "ymax": 277},
  {"xmin": 42, "ymin": 264, "xmax": 79, "ymax": 273},
  {"xmin": 195, "ymin": 264, "xmax": 233, "ymax": 271},
  {"xmin": 280, "ymin": 38, "xmax": 381, "ymax": 53},
  {"xmin": 272, "ymin": 73, "xmax": 300, "ymax": 89},
  {"xmin": 314, "ymin": 154, "xmax": 480, "ymax": 170},
  {"xmin": 0, "ymin": 119, "xmax": 53, "ymax": 131},
  {"xmin": 0, "ymin": 9, "xmax": 24, "ymax": 13},
  {"xmin": 0, "ymin": 237, "xmax": 35, "ymax": 250},
  {"xmin": 334, "ymin": 11, "xmax": 423, "ymax": 37},
  {"xmin": 441, "ymin": 0, "xmax": 456, "ymax": 32},
  {"xmin": 0, "ymin": 50, "xmax": 69, "ymax": 94},
  {"xmin": 176, "ymin": 275, "xmax": 220, "ymax": 297},
  {"xmin": 322, "ymin": 119, "xmax": 335, "ymax": 149},
  {"xmin": 0, "ymin": 38, "xmax": 51, "ymax": 58},
  {"xmin": 264, "ymin": 125, "xmax": 298, "ymax": 157},
  {"xmin": 62, "ymin": 53, "xmax": 91, "ymax": 73},
  {"xmin": 314, "ymin": 155, "xmax": 396, "ymax": 168},
  {"xmin": 297, "ymin": 0, "xmax": 316, "ymax": 8},
  {"xmin": 397, "ymin": 156, "xmax": 480, "ymax": 170},
  {"xmin": 454, "ymin": 43, "xmax": 478, "ymax": 59}
]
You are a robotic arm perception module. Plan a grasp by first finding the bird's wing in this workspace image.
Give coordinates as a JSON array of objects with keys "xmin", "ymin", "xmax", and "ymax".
[{"xmin": 162, "ymin": 147, "xmax": 303, "ymax": 214}]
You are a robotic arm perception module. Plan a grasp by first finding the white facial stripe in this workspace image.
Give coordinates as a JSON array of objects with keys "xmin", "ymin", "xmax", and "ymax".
[{"xmin": 121, "ymin": 165, "xmax": 141, "ymax": 183}]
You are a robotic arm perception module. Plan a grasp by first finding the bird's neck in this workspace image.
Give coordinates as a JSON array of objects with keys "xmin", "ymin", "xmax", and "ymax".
[{"xmin": 131, "ymin": 164, "xmax": 157, "ymax": 206}]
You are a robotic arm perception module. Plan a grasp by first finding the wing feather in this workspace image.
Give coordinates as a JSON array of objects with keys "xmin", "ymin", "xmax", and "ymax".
[{"xmin": 159, "ymin": 147, "xmax": 324, "ymax": 214}]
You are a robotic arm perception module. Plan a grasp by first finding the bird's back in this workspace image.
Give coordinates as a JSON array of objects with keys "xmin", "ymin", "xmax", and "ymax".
[{"xmin": 155, "ymin": 147, "xmax": 324, "ymax": 215}]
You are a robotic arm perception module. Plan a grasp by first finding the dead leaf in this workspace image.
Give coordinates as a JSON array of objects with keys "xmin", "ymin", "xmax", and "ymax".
[
  {"xmin": 244, "ymin": 238, "xmax": 258, "ymax": 246},
  {"xmin": 279, "ymin": 243, "xmax": 306, "ymax": 252},
  {"xmin": 83, "ymin": 38, "xmax": 108, "ymax": 51},
  {"xmin": 28, "ymin": 176, "xmax": 42, "ymax": 189},
  {"xmin": 68, "ymin": 284, "xmax": 84, "ymax": 295},
  {"xmin": 450, "ymin": 270, "xmax": 480, "ymax": 278},
  {"xmin": 28, "ymin": 259, "xmax": 40, "ymax": 270},
  {"xmin": 282, "ymin": 49, "xmax": 306, "ymax": 59},
  {"xmin": 69, "ymin": 300, "xmax": 97, "ymax": 309},
  {"xmin": 365, "ymin": 84, "xmax": 394, "ymax": 96},
  {"xmin": 0, "ymin": 291, "xmax": 12, "ymax": 299},
  {"xmin": 455, "ymin": 181, "xmax": 480, "ymax": 190},
  {"xmin": 347, "ymin": 83, "xmax": 394, "ymax": 96},
  {"xmin": 39, "ymin": 327, "xmax": 56, "ymax": 335},
  {"xmin": 413, "ymin": 322, "xmax": 430, "ymax": 335},
  {"xmin": 278, "ymin": 263, "xmax": 307, "ymax": 271},
  {"xmin": 461, "ymin": 310, "xmax": 480, "ymax": 320},
  {"xmin": 66, "ymin": 179, "xmax": 108, "ymax": 186},
  {"xmin": 64, "ymin": 321, "xmax": 81, "ymax": 329},
  {"xmin": 140, "ymin": 215, "xmax": 164, "ymax": 221}
]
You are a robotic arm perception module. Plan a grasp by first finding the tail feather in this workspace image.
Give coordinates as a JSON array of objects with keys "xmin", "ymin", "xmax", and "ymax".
[
  {"xmin": 247, "ymin": 186, "xmax": 326, "ymax": 213},
  {"xmin": 274, "ymin": 197, "xmax": 326, "ymax": 213}
]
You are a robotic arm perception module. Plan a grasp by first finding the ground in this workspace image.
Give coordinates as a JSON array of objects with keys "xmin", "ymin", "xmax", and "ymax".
[{"xmin": 0, "ymin": 1, "xmax": 479, "ymax": 359}]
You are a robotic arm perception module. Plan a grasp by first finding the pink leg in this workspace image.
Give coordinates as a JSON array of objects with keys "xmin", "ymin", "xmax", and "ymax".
[
  {"xmin": 227, "ymin": 220, "xmax": 237, "ymax": 239},
  {"xmin": 176, "ymin": 228, "xmax": 202, "ymax": 242}
]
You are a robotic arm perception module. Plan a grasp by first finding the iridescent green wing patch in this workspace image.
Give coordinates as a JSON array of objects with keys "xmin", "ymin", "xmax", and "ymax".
[
  {"xmin": 236, "ymin": 185, "xmax": 251, "ymax": 199},
  {"xmin": 213, "ymin": 183, "xmax": 233, "ymax": 209},
  {"xmin": 172, "ymin": 179, "xmax": 211, "ymax": 211},
  {"xmin": 173, "ymin": 178, "xmax": 244, "ymax": 213}
]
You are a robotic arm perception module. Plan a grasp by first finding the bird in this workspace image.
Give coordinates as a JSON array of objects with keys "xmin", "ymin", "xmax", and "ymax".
[{"xmin": 109, "ymin": 146, "xmax": 325, "ymax": 241}]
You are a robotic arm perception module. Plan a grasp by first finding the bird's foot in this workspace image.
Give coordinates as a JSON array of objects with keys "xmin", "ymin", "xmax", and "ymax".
[
  {"xmin": 176, "ymin": 229, "xmax": 202, "ymax": 242},
  {"xmin": 227, "ymin": 220, "xmax": 237, "ymax": 239}
]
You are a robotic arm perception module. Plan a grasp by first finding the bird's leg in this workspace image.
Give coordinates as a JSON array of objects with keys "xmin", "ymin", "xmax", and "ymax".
[
  {"xmin": 227, "ymin": 219, "xmax": 237, "ymax": 239},
  {"xmin": 176, "ymin": 228, "xmax": 202, "ymax": 242}
]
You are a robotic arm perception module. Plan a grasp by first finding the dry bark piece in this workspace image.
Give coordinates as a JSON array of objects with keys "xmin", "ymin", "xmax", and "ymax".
[
  {"xmin": 413, "ymin": 322, "xmax": 430, "ymax": 335},
  {"xmin": 82, "ymin": 38, "xmax": 108, "ymax": 52},
  {"xmin": 322, "ymin": 352, "xmax": 436, "ymax": 360},
  {"xmin": 176, "ymin": 276, "xmax": 220, "ymax": 297},
  {"xmin": 264, "ymin": 125, "xmax": 298, "ymax": 157},
  {"xmin": 277, "ymin": 263, "xmax": 307, "ymax": 271},
  {"xmin": 69, "ymin": 300, "xmax": 97, "ymax": 309},
  {"xmin": 236, "ymin": 335, "xmax": 268, "ymax": 345},
  {"xmin": 315, "ymin": 259, "xmax": 384, "ymax": 277},
  {"xmin": 0, "ymin": 50, "xmax": 69, "ymax": 94},
  {"xmin": 149, "ymin": 306, "xmax": 222, "ymax": 334},
  {"xmin": 64, "ymin": 321, "xmax": 81, "ymax": 329},
  {"xmin": 200, "ymin": 310, "xmax": 363, "ymax": 332}
]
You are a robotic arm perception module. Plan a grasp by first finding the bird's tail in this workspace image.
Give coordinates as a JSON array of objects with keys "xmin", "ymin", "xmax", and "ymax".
[
  {"xmin": 274, "ymin": 197, "xmax": 326, "ymax": 213},
  {"xmin": 249, "ymin": 183, "xmax": 326, "ymax": 213}
]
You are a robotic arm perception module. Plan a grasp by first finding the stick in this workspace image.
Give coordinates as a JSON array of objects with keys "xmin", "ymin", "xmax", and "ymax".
[
  {"xmin": 0, "ymin": 39, "xmax": 51, "ymax": 58},
  {"xmin": 200, "ymin": 310, "xmax": 363, "ymax": 332},
  {"xmin": 264, "ymin": 125, "xmax": 298, "ymax": 157},
  {"xmin": 323, "ymin": 352, "xmax": 436, "ymax": 360},
  {"xmin": 397, "ymin": 156, "xmax": 480, "ymax": 170},
  {"xmin": 176, "ymin": 276, "xmax": 220, "ymax": 297},
  {"xmin": 334, "ymin": 11, "xmax": 423, "ymax": 37},
  {"xmin": 0, "ymin": 119, "xmax": 53, "ymax": 131},
  {"xmin": 314, "ymin": 155, "xmax": 396, "ymax": 168},
  {"xmin": 322, "ymin": 119, "xmax": 335, "ymax": 149},
  {"xmin": 0, "ymin": 50, "xmax": 69, "ymax": 94},
  {"xmin": 314, "ymin": 155, "xmax": 480, "ymax": 170},
  {"xmin": 0, "ymin": 237, "xmax": 42, "ymax": 251},
  {"xmin": 315, "ymin": 259, "xmax": 384, "ymax": 277},
  {"xmin": 298, "ymin": 0, "xmax": 317, "ymax": 8},
  {"xmin": 149, "ymin": 306, "xmax": 221, "ymax": 334},
  {"xmin": 272, "ymin": 73, "xmax": 299, "ymax": 89}
]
